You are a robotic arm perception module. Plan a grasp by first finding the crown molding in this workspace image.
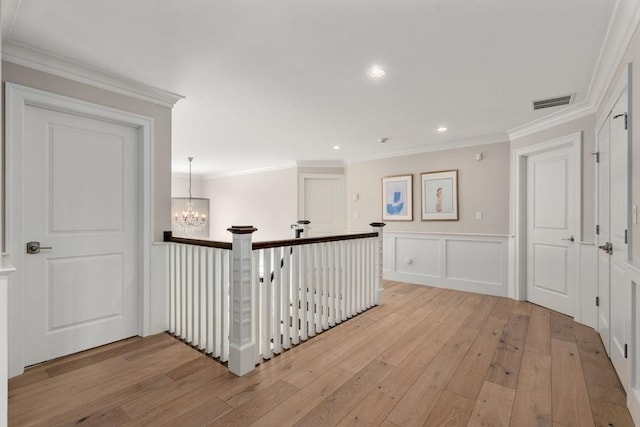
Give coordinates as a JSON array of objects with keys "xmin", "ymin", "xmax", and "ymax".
[
  {"xmin": 347, "ymin": 132, "xmax": 508, "ymax": 165},
  {"xmin": 587, "ymin": 0, "xmax": 640, "ymax": 109},
  {"xmin": 507, "ymin": 101, "xmax": 597, "ymax": 140},
  {"xmin": 2, "ymin": 41, "xmax": 184, "ymax": 108},
  {"xmin": 296, "ymin": 160, "xmax": 346, "ymax": 168},
  {"xmin": 507, "ymin": 0, "xmax": 640, "ymax": 141}
]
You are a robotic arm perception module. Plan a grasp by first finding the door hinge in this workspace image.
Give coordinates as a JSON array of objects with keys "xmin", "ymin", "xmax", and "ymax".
[
  {"xmin": 625, "ymin": 343, "xmax": 628, "ymax": 359},
  {"xmin": 625, "ymin": 229, "xmax": 628, "ymax": 244},
  {"xmin": 614, "ymin": 112, "xmax": 628, "ymax": 130},
  {"xmin": 596, "ymin": 296, "xmax": 600, "ymax": 307},
  {"xmin": 596, "ymin": 224, "xmax": 600, "ymax": 235},
  {"xmin": 591, "ymin": 152, "xmax": 600, "ymax": 163}
]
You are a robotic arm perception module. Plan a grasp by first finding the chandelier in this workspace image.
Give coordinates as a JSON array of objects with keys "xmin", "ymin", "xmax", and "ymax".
[{"xmin": 172, "ymin": 157, "xmax": 209, "ymax": 237}]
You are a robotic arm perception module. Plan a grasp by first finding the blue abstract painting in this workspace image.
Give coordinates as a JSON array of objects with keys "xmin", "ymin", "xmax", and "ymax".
[{"xmin": 385, "ymin": 181, "xmax": 408, "ymax": 216}]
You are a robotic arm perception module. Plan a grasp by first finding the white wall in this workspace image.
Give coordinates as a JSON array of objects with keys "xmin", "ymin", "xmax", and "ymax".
[
  {"xmin": 202, "ymin": 167, "xmax": 299, "ymax": 242},
  {"xmin": 171, "ymin": 175, "xmax": 204, "ymax": 198}
]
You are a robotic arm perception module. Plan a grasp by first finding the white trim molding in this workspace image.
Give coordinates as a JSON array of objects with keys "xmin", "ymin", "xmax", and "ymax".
[
  {"xmin": 383, "ymin": 232, "xmax": 509, "ymax": 297},
  {"xmin": 4, "ymin": 83, "xmax": 156, "ymax": 377},
  {"xmin": 2, "ymin": 41, "xmax": 184, "ymax": 108}
]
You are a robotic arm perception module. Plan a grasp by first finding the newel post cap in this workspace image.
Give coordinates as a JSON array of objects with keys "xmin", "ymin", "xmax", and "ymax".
[
  {"xmin": 297, "ymin": 220, "xmax": 311, "ymax": 225},
  {"xmin": 227, "ymin": 225, "xmax": 258, "ymax": 234},
  {"xmin": 369, "ymin": 222, "xmax": 386, "ymax": 228}
]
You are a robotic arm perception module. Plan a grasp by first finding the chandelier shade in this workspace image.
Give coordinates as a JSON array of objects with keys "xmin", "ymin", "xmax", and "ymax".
[{"xmin": 171, "ymin": 197, "xmax": 209, "ymax": 237}]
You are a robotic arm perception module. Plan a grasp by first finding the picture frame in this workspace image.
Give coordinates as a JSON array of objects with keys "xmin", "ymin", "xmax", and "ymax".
[
  {"xmin": 421, "ymin": 170, "xmax": 458, "ymax": 221},
  {"xmin": 382, "ymin": 174, "xmax": 413, "ymax": 221}
]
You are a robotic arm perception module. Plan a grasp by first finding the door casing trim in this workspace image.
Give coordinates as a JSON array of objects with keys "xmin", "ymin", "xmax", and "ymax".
[{"xmin": 4, "ymin": 83, "xmax": 155, "ymax": 377}]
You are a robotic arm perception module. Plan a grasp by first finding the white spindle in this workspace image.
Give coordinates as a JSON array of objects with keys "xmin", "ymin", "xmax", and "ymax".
[
  {"xmin": 262, "ymin": 249, "xmax": 271, "ymax": 359},
  {"xmin": 300, "ymin": 244, "xmax": 309, "ymax": 341},
  {"xmin": 282, "ymin": 246, "xmax": 291, "ymax": 350},
  {"xmin": 206, "ymin": 249, "xmax": 213, "ymax": 354},
  {"xmin": 328, "ymin": 241, "xmax": 336, "ymax": 327},
  {"xmin": 222, "ymin": 249, "xmax": 230, "ymax": 362},
  {"xmin": 291, "ymin": 246, "xmax": 300, "ymax": 345},
  {"xmin": 273, "ymin": 247, "xmax": 282, "ymax": 355},
  {"xmin": 314, "ymin": 244, "xmax": 322, "ymax": 334},
  {"xmin": 252, "ymin": 251, "xmax": 261, "ymax": 363}
]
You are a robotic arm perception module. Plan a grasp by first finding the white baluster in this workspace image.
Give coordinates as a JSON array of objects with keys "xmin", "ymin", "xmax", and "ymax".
[
  {"xmin": 291, "ymin": 245, "xmax": 300, "ymax": 345},
  {"xmin": 273, "ymin": 247, "xmax": 282, "ymax": 355},
  {"xmin": 206, "ymin": 248, "xmax": 214, "ymax": 355},
  {"xmin": 300, "ymin": 245, "xmax": 308, "ymax": 341},
  {"xmin": 252, "ymin": 250, "xmax": 261, "ymax": 363},
  {"xmin": 262, "ymin": 248, "xmax": 272, "ymax": 359},
  {"xmin": 222, "ymin": 249, "xmax": 230, "ymax": 362},
  {"xmin": 282, "ymin": 246, "xmax": 291, "ymax": 350}
]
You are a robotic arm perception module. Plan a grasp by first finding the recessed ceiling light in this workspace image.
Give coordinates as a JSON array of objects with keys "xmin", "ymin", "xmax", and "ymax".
[
  {"xmin": 437, "ymin": 126, "xmax": 448, "ymax": 133},
  {"xmin": 369, "ymin": 65, "xmax": 386, "ymax": 78},
  {"xmin": 333, "ymin": 145, "xmax": 341, "ymax": 150}
]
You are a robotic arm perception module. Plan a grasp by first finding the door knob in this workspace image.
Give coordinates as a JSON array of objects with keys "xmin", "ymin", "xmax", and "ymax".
[
  {"xmin": 561, "ymin": 236, "xmax": 575, "ymax": 242},
  {"xmin": 26, "ymin": 241, "xmax": 53, "ymax": 254}
]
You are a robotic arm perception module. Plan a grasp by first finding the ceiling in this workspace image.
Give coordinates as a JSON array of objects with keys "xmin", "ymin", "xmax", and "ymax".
[{"xmin": 1, "ymin": 0, "xmax": 619, "ymax": 176}]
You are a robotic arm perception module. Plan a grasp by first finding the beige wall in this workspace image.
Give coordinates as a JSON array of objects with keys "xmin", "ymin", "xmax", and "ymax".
[
  {"xmin": 597, "ymin": 20, "xmax": 640, "ymax": 261},
  {"xmin": 171, "ymin": 175, "xmax": 204, "ymax": 199},
  {"xmin": 202, "ymin": 167, "xmax": 298, "ymax": 242},
  {"xmin": 2, "ymin": 62, "xmax": 173, "ymax": 241},
  {"xmin": 510, "ymin": 114, "xmax": 596, "ymax": 242},
  {"xmin": 346, "ymin": 141, "xmax": 511, "ymax": 234}
]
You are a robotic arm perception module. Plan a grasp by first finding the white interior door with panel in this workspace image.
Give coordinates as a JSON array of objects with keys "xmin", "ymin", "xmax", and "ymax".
[
  {"xmin": 607, "ymin": 88, "xmax": 631, "ymax": 389},
  {"xmin": 299, "ymin": 174, "xmax": 345, "ymax": 237},
  {"xmin": 20, "ymin": 103, "xmax": 140, "ymax": 367},
  {"xmin": 597, "ymin": 116, "xmax": 612, "ymax": 354},
  {"xmin": 525, "ymin": 145, "xmax": 577, "ymax": 316}
]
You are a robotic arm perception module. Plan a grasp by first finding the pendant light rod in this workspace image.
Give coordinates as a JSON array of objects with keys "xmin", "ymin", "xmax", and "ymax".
[{"xmin": 188, "ymin": 156, "xmax": 194, "ymax": 201}]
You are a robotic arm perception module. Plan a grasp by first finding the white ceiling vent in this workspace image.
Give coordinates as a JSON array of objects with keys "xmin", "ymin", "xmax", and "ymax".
[{"xmin": 532, "ymin": 94, "xmax": 574, "ymax": 110}]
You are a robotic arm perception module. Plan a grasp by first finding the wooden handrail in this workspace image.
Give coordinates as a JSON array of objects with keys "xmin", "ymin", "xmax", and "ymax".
[
  {"xmin": 163, "ymin": 231, "xmax": 378, "ymax": 251},
  {"xmin": 163, "ymin": 231, "xmax": 232, "ymax": 250},
  {"xmin": 252, "ymin": 232, "xmax": 378, "ymax": 250}
]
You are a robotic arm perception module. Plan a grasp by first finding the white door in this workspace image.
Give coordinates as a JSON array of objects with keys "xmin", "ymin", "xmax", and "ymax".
[
  {"xmin": 607, "ymin": 89, "xmax": 630, "ymax": 387},
  {"xmin": 597, "ymin": 116, "xmax": 611, "ymax": 354},
  {"xmin": 526, "ymin": 146, "xmax": 576, "ymax": 316},
  {"xmin": 299, "ymin": 175, "xmax": 345, "ymax": 237},
  {"xmin": 21, "ymin": 104, "xmax": 139, "ymax": 366}
]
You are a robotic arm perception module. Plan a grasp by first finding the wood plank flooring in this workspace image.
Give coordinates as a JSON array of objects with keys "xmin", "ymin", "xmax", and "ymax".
[{"xmin": 8, "ymin": 281, "xmax": 635, "ymax": 426}]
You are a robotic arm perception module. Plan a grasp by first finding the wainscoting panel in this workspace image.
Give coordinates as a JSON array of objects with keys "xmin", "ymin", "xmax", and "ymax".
[{"xmin": 383, "ymin": 233, "xmax": 509, "ymax": 297}]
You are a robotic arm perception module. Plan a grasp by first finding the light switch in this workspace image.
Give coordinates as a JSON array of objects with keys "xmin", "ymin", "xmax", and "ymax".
[
  {"xmin": 353, "ymin": 212, "xmax": 360, "ymax": 220},
  {"xmin": 475, "ymin": 211, "xmax": 482, "ymax": 220}
]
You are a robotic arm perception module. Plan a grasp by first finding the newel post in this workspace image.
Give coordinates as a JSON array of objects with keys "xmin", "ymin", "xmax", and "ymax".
[
  {"xmin": 370, "ymin": 222, "xmax": 386, "ymax": 305},
  {"xmin": 227, "ymin": 225, "xmax": 257, "ymax": 376},
  {"xmin": 297, "ymin": 220, "xmax": 310, "ymax": 238}
]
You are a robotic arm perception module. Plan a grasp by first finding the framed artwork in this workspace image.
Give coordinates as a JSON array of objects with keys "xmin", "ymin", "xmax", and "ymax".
[
  {"xmin": 382, "ymin": 174, "xmax": 413, "ymax": 221},
  {"xmin": 421, "ymin": 170, "xmax": 458, "ymax": 221}
]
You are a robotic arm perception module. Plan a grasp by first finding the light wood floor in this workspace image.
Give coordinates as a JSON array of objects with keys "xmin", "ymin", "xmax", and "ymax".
[{"xmin": 8, "ymin": 281, "xmax": 635, "ymax": 426}]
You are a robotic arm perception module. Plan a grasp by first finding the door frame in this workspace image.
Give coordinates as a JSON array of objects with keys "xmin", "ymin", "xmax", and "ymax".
[
  {"xmin": 512, "ymin": 132, "xmax": 582, "ymax": 317},
  {"xmin": 4, "ymin": 83, "xmax": 155, "ymax": 377},
  {"xmin": 298, "ymin": 173, "xmax": 345, "ymax": 234}
]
